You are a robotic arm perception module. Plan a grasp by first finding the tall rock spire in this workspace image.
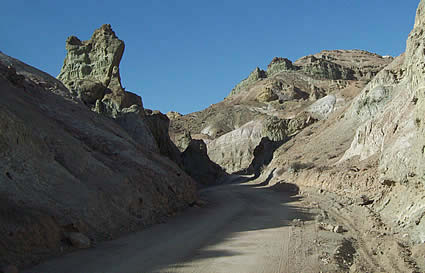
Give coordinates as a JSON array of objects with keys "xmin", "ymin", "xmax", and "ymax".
[{"xmin": 58, "ymin": 24, "xmax": 141, "ymax": 111}]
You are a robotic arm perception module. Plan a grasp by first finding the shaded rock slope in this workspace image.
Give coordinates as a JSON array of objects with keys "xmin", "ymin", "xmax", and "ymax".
[{"xmin": 0, "ymin": 36, "xmax": 199, "ymax": 268}]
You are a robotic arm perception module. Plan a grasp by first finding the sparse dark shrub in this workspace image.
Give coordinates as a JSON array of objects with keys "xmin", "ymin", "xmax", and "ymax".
[{"xmin": 289, "ymin": 161, "xmax": 315, "ymax": 172}]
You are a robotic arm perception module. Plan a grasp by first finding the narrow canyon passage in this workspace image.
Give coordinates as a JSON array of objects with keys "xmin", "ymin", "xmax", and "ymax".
[{"xmin": 25, "ymin": 177, "xmax": 324, "ymax": 273}]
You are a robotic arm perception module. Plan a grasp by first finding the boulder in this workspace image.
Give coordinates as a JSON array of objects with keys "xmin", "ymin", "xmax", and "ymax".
[
  {"xmin": 65, "ymin": 232, "xmax": 91, "ymax": 249},
  {"xmin": 262, "ymin": 116, "xmax": 289, "ymax": 142}
]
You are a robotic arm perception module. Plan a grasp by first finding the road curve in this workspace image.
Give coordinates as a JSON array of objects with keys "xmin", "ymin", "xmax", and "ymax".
[{"xmin": 26, "ymin": 177, "xmax": 321, "ymax": 273}]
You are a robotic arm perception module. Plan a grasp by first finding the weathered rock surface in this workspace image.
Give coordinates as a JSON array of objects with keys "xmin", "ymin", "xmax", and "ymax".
[
  {"xmin": 170, "ymin": 129, "xmax": 192, "ymax": 152},
  {"xmin": 170, "ymin": 49, "xmax": 391, "ymax": 176},
  {"xmin": 0, "ymin": 52, "xmax": 197, "ymax": 268},
  {"xmin": 295, "ymin": 49, "xmax": 393, "ymax": 81},
  {"xmin": 144, "ymin": 109, "xmax": 183, "ymax": 166},
  {"xmin": 57, "ymin": 25, "xmax": 224, "ymax": 186},
  {"xmin": 266, "ymin": 57, "xmax": 295, "ymax": 77},
  {"xmin": 57, "ymin": 24, "xmax": 160, "ymax": 154},
  {"xmin": 205, "ymin": 114, "xmax": 315, "ymax": 173},
  {"xmin": 252, "ymin": 1, "xmax": 425, "ymax": 246},
  {"xmin": 207, "ymin": 120, "xmax": 263, "ymax": 173},
  {"xmin": 65, "ymin": 232, "xmax": 91, "ymax": 249},
  {"xmin": 336, "ymin": 1, "xmax": 425, "ymax": 243},
  {"xmin": 306, "ymin": 95, "xmax": 337, "ymax": 120},
  {"xmin": 166, "ymin": 111, "xmax": 183, "ymax": 120},
  {"xmin": 58, "ymin": 24, "xmax": 138, "ymax": 111},
  {"xmin": 182, "ymin": 140, "xmax": 226, "ymax": 186},
  {"xmin": 256, "ymin": 87, "xmax": 278, "ymax": 103},
  {"xmin": 229, "ymin": 67, "xmax": 267, "ymax": 96}
]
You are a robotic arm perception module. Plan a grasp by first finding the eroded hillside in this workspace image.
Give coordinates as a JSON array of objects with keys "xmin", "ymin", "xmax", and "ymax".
[
  {"xmin": 0, "ymin": 28, "xmax": 200, "ymax": 268},
  {"xmin": 169, "ymin": 50, "xmax": 393, "ymax": 173}
]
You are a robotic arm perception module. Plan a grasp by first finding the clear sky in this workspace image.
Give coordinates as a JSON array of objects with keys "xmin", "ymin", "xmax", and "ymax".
[{"xmin": 1, "ymin": 0, "xmax": 419, "ymax": 114}]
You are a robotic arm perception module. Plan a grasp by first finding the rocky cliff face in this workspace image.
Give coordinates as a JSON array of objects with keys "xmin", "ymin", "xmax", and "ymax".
[
  {"xmin": 0, "ymin": 52, "xmax": 197, "ymax": 268},
  {"xmin": 336, "ymin": 1, "xmax": 425, "ymax": 243}
]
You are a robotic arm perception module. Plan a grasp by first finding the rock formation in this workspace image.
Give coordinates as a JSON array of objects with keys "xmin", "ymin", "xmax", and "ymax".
[
  {"xmin": 58, "ymin": 24, "xmax": 139, "ymax": 111},
  {"xmin": 182, "ymin": 140, "xmax": 226, "ymax": 186},
  {"xmin": 205, "ymin": 114, "xmax": 315, "ymax": 173},
  {"xmin": 335, "ymin": 1, "xmax": 425, "ymax": 243},
  {"xmin": 57, "ymin": 24, "xmax": 161, "ymax": 155},
  {"xmin": 170, "ymin": 49, "xmax": 392, "ymax": 174},
  {"xmin": 0, "ymin": 52, "xmax": 197, "ymax": 268},
  {"xmin": 229, "ymin": 67, "xmax": 267, "ymax": 96},
  {"xmin": 144, "ymin": 109, "xmax": 183, "ymax": 166},
  {"xmin": 57, "ymin": 24, "xmax": 226, "ymax": 188},
  {"xmin": 266, "ymin": 57, "xmax": 295, "ymax": 77},
  {"xmin": 247, "ymin": 1, "xmax": 425, "ymax": 245}
]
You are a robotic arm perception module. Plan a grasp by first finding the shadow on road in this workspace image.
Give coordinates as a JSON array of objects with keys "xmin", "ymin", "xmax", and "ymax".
[
  {"xmin": 149, "ymin": 173, "xmax": 314, "ymax": 272},
  {"xmin": 26, "ymin": 171, "xmax": 316, "ymax": 273}
]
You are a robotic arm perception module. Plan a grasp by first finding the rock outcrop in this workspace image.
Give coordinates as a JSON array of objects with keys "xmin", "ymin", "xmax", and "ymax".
[
  {"xmin": 166, "ymin": 111, "xmax": 183, "ymax": 120},
  {"xmin": 144, "ymin": 109, "xmax": 183, "ymax": 166},
  {"xmin": 57, "ymin": 24, "xmax": 160, "ymax": 154},
  {"xmin": 182, "ymin": 140, "xmax": 226, "ymax": 186},
  {"xmin": 206, "ymin": 120, "xmax": 263, "ymax": 173},
  {"xmin": 266, "ymin": 57, "xmax": 295, "ymax": 76},
  {"xmin": 229, "ymin": 67, "xmax": 267, "ymax": 96},
  {"xmin": 206, "ymin": 114, "xmax": 315, "ymax": 173},
  {"xmin": 58, "ymin": 24, "xmax": 139, "ymax": 111}
]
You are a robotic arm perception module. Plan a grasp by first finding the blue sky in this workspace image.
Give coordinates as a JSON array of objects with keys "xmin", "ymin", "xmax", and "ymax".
[{"xmin": 1, "ymin": 0, "xmax": 419, "ymax": 114}]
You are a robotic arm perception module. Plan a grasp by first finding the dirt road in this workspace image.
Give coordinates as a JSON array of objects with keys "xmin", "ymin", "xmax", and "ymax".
[
  {"xmin": 25, "ymin": 176, "xmax": 420, "ymax": 273},
  {"xmin": 25, "ymin": 176, "xmax": 328, "ymax": 273}
]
